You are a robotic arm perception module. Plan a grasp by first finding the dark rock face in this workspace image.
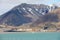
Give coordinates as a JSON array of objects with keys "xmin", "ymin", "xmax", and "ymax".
[
  {"xmin": 43, "ymin": 14, "xmax": 58, "ymax": 22},
  {"xmin": 0, "ymin": 3, "xmax": 58, "ymax": 26},
  {"xmin": 0, "ymin": 9, "xmax": 32, "ymax": 26}
]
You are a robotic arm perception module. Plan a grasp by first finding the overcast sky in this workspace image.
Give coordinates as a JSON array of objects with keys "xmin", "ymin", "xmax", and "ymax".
[{"xmin": 0, "ymin": 0, "xmax": 60, "ymax": 15}]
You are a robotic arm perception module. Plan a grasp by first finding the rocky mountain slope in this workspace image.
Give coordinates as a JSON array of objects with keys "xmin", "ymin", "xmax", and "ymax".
[{"xmin": 0, "ymin": 3, "xmax": 58, "ymax": 27}]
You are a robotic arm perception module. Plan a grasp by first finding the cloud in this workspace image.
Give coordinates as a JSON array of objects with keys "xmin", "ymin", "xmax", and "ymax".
[{"xmin": 55, "ymin": 2, "xmax": 60, "ymax": 7}]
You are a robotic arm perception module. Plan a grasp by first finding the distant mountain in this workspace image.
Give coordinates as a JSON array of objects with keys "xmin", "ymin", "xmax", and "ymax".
[
  {"xmin": 0, "ymin": 3, "xmax": 59, "ymax": 27},
  {"xmin": 49, "ymin": 4, "xmax": 58, "ymax": 12}
]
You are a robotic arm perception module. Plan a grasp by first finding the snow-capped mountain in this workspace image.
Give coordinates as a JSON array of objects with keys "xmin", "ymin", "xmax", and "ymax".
[
  {"xmin": 49, "ymin": 4, "xmax": 58, "ymax": 12},
  {"xmin": 0, "ymin": 3, "xmax": 58, "ymax": 27}
]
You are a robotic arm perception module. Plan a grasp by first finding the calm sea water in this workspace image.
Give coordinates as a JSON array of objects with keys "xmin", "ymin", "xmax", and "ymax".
[{"xmin": 0, "ymin": 32, "xmax": 60, "ymax": 40}]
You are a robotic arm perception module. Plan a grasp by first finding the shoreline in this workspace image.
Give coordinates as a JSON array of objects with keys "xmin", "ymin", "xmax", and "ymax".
[{"xmin": 0, "ymin": 32, "xmax": 59, "ymax": 34}]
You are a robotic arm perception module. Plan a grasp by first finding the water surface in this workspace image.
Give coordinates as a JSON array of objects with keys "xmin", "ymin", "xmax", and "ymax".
[{"xmin": 0, "ymin": 32, "xmax": 60, "ymax": 40}]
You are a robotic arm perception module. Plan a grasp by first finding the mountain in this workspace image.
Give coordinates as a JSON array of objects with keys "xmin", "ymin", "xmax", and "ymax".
[
  {"xmin": 0, "ymin": 3, "xmax": 59, "ymax": 27},
  {"xmin": 49, "ymin": 4, "xmax": 58, "ymax": 12}
]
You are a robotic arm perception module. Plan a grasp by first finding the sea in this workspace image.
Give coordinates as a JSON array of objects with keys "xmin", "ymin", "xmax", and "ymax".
[{"xmin": 0, "ymin": 32, "xmax": 60, "ymax": 40}]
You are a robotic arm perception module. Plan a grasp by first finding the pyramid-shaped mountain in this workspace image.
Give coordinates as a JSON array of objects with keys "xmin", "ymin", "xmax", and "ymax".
[{"xmin": 0, "ymin": 3, "xmax": 58, "ymax": 26}]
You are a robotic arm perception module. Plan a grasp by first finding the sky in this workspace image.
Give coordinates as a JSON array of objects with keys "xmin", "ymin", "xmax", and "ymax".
[{"xmin": 0, "ymin": 0, "xmax": 60, "ymax": 15}]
